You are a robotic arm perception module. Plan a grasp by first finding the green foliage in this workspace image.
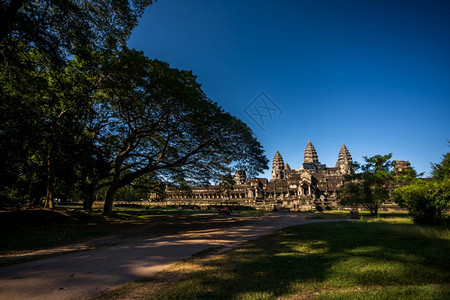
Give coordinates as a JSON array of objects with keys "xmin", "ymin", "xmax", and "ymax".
[
  {"xmin": 432, "ymin": 152, "xmax": 450, "ymax": 180},
  {"xmin": 151, "ymin": 182, "xmax": 167, "ymax": 202},
  {"xmin": 392, "ymin": 151, "xmax": 450, "ymax": 225},
  {"xmin": 132, "ymin": 173, "xmax": 164, "ymax": 201},
  {"xmin": 0, "ymin": 44, "xmax": 106, "ymax": 207},
  {"xmin": 340, "ymin": 154, "xmax": 395, "ymax": 215},
  {"xmin": 0, "ymin": 1, "xmax": 268, "ymax": 215},
  {"xmin": 0, "ymin": 0, "xmax": 153, "ymax": 64},
  {"xmin": 361, "ymin": 153, "xmax": 393, "ymax": 172},
  {"xmin": 394, "ymin": 165, "xmax": 422, "ymax": 186},
  {"xmin": 219, "ymin": 174, "xmax": 235, "ymax": 203},
  {"xmin": 218, "ymin": 174, "xmax": 235, "ymax": 193},
  {"xmin": 114, "ymin": 173, "xmax": 166, "ymax": 202},
  {"xmin": 97, "ymin": 49, "xmax": 268, "ymax": 216},
  {"xmin": 1, "ymin": 0, "xmax": 154, "ymax": 209},
  {"xmin": 392, "ymin": 179, "xmax": 450, "ymax": 225}
]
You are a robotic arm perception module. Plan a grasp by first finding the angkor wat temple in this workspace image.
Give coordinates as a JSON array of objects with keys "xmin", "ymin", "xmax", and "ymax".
[{"xmin": 150, "ymin": 141, "xmax": 356, "ymax": 210}]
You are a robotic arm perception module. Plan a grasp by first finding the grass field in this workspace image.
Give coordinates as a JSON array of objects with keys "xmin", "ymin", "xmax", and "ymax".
[{"xmin": 97, "ymin": 216, "xmax": 450, "ymax": 300}]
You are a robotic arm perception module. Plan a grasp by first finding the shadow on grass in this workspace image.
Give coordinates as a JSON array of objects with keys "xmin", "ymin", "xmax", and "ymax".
[
  {"xmin": 140, "ymin": 221, "xmax": 449, "ymax": 299},
  {"xmin": 0, "ymin": 208, "xmax": 269, "ymax": 255}
]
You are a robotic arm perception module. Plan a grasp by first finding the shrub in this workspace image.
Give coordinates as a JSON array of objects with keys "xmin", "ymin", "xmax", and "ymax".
[{"xmin": 392, "ymin": 179, "xmax": 449, "ymax": 225}]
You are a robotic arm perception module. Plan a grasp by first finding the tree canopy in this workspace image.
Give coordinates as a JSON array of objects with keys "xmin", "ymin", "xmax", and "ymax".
[
  {"xmin": 94, "ymin": 49, "xmax": 267, "ymax": 215},
  {"xmin": 0, "ymin": 46, "xmax": 269, "ymax": 214},
  {"xmin": 340, "ymin": 154, "xmax": 394, "ymax": 215},
  {"xmin": 1, "ymin": 0, "xmax": 155, "ymax": 208},
  {"xmin": 1, "ymin": 0, "xmax": 153, "ymax": 63},
  {"xmin": 219, "ymin": 174, "xmax": 235, "ymax": 204},
  {"xmin": 431, "ymin": 152, "xmax": 450, "ymax": 181},
  {"xmin": 0, "ymin": 43, "xmax": 107, "ymax": 208}
]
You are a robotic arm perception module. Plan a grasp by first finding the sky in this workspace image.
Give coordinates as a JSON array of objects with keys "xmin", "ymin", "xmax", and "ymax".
[{"xmin": 128, "ymin": 0, "xmax": 450, "ymax": 178}]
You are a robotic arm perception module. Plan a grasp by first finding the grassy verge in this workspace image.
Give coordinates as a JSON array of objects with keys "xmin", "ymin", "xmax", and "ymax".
[
  {"xmin": 308, "ymin": 210, "xmax": 411, "ymax": 220},
  {"xmin": 307, "ymin": 210, "xmax": 351, "ymax": 219},
  {"xmin": 96, "ymin": 217, "xmax": 450, "ymax": 300}
]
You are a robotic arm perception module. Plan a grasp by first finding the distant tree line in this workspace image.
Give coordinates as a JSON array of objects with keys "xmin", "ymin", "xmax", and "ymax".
[{"xmin": 0, "ymin": 0, "xmax": 269, "ymax": 216}]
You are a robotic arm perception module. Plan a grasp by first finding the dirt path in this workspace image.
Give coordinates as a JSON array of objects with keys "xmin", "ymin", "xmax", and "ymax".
[{"xmin": 0, "ymin": 213, "xmax": 348, "ymax": 300}]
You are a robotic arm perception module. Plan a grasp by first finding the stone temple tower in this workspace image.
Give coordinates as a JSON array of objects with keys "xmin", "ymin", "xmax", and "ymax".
[
  {"xmin": 393, "ymin": 160, "xmax": 411, "ymax": 175},
  {"xmin": 336, "ymin": 144, "xmax": 353, "ymax": 175},
  {"xmin": 272, "ymin": 151, "xmax": 285, "ymax": 180},
  {"xmin": 304, "ymin": 141, "xmax": 319, "ymax": 163},
  {"xmin": 234, "ymin": 170, "xmax": 247, "ymax": 184}
]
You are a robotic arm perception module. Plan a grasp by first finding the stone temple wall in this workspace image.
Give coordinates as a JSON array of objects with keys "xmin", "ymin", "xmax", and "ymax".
[{"xmin": 149, "ymin": 142, "xmax": 405, "ymax": 211}]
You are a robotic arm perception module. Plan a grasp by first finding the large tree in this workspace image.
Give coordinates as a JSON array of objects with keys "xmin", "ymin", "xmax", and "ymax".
[
  {"xmin": 0, "ymin": 2, "xmax": 269, "ymax": 215},
  {"xmin": 1, "ymin": 0, "xmax": 153, "ymax": 208},
  {"xmin": 340, "ymin": 154, "xmax": 394, "ymax": 215},
  {"xmin": 94, "ymin": 49, "xmax": 268, "ymax": 216}
]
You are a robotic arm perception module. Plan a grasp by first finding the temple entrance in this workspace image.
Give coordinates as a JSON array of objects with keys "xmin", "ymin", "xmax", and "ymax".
[{"xmin": 301, "ymin": 184, "xmax": 309, "ymax": 196}]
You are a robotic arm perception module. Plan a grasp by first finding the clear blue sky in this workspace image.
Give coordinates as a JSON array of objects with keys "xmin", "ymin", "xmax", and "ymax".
[{"xmin": 129, "ymin": 0, "xmax": 450, "ymax": 178}]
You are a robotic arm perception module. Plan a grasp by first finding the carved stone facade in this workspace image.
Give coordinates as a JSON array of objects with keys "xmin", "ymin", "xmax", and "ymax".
[
  {"xmin": 234, "ymin": 170, "xmax": 247, "ymax": 184},
  {"xmin": 304, "ymin": 141, "xmax": 319, "ymax": 163},
  {"xmin": 150, "ymin": 141, "xmax": 357, "ymax": 211},
  {"xmin": 336, "ymin": 144, "xmax": 353, "ymax": 175},
  {"xmin": 393, "ymin": 160, "xmax": 411, "ymax": 174},
  {"xmin": 265, "ymin": 141, "xmax": 354, "ymax": 210},
  {"xmin": 272, "ymin": 151, "xmax": 285, "ymax": 180}
]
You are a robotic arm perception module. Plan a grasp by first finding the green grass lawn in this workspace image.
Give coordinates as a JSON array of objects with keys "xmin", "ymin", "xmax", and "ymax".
[
  {"xmin": 98, "ymin": 217, "xmax": 450, "ymax": 300},
  {"xmin": 307, "ymin": 210, "xmax": 351, "ymax": 219},
  {"xmin": 308, "ymin": 210, "xmax": 411, "ymax": 221}
]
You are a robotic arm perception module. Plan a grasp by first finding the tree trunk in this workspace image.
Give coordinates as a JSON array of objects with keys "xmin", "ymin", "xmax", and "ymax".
[
  {"xmin": 82, "ymin": 182, "xmax": 98, "ymax": 210},
  {"xmin": 103, "ymin": 155, "xmax": 126, "ymax": 217},
  {"xmin": 367, "ymin": 204, "xmax": 378, "ymax": 216},
  {"xmin": 83, "ymin": 192, "xmax": 95, "ymax": 210},
  {"xmin": 103, "ymin": 185, "xmax": 119, "ymax": 217},
  {"xmin": 45, "ymin": 147, "xmax": 54, "ymax": 209}
]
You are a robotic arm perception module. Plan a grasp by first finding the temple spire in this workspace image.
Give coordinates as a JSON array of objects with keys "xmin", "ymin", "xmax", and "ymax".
[
  {"xmin": 235, "ymin": 170, "xmax": 246, "ymax": 184},
  {"xmin": 336, "ymin": 144, "xmax": 353, "ymax": 175},
  {"xmin": 272, "ymin": 151, "xmax": 285, "ymax": 180},
  {"xmin": 304, "ymin": 141, "xmax": 319, "ymax": 163}
]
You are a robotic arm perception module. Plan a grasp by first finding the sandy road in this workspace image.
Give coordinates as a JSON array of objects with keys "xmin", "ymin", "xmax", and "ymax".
[{"xmin": 0, "ymin": 213, "xmax": 347, "ymax": 300}]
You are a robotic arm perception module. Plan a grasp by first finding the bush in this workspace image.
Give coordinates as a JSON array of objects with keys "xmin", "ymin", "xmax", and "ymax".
[{"xmin": 392, "ymin": 179, "xmax": 449, "ymax": 225}]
